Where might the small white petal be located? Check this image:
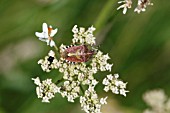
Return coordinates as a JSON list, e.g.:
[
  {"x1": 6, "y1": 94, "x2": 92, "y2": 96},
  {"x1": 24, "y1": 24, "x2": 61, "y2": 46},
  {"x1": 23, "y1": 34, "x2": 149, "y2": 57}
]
[
  {"x1": 120, "y1": 89, "x2": 129, "y2": 96},
  {"x1": 107, "y1": 74, "x2": 113, "y2": 80},
  {"x1": 72, "y1": 25, "x2": 78, "y2": 34},
  {"x1": 50, "y1": 40, "x2": 56, "y2": 47},
  {"x1": 36, "y1": 87, "x2": 43, "y2": 98},
  {"x1": 114, "y1": 74, "x2": 119, "y2": 79},
  {"x1": 79, "y1": 27, "x2": 85, "y2": 33},
  {"x1": 38, "y1": 59, "x2": 43, "y2": 64},
  {"x1": 92, "y1": 79, "x2": 98, "y2": 86},
  {"x1": 39, "y1": 37, "x2": 47, "y2": 42},
  {"x1": 32, "y1": 77, "x2": 41, "y2": 86},
  {"x1": 100, "y1": 97, "x2": 108, "y2": 105},
  {"x1": 111, "y1": 86, "x2": 119, "y2": 94},
  {"x1": 102, "y1": 78, "x2": 110, "y2": 85},
  {"x1": 48, "y1": 50, "x2": 55, "y2": 57},
  {"x1": 105, "y1": 64, "x2": 113, "y2": 71},
  {"x1": 46, "y1": 40, "x2": 50, "y2": 45},
  {"x1": 87, "y1": 26, "x2": 96, "y2": 33},
  {"x1": 104, "y1": 86, "x2": 110, "y2": 92},
  {"x1": 142, "y1": 8, "x2": 146, "y2": 12},
  {"x1": 42, "y1": 96, "x2": 50, "y2": 103},
  {"x1": 117, "y1": 5, "x2": 125, "y2": 10},
  {"x1": 123, "y1": 7, "x2": 127, "y2": 14},
  {"x1": 118, "y1": 1, "x2": 125, "y2": 4},
  {"x1": 50, "y1": 28, "x2": 58, "y2": 37},
  {"x1": 42, "y1": 23, "x2": 48, "y2": 33},
  {"x1": 35, "y1": 32, "x2": 44, "y2": 38}
]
